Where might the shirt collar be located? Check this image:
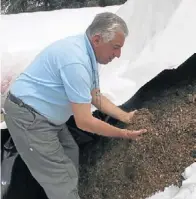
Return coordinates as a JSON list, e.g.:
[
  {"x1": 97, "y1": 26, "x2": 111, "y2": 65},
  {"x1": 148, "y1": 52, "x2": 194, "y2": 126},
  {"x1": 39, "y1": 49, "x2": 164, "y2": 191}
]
[{"x1": 84, "y1": 33, "x2": 98, "y2": 71}]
